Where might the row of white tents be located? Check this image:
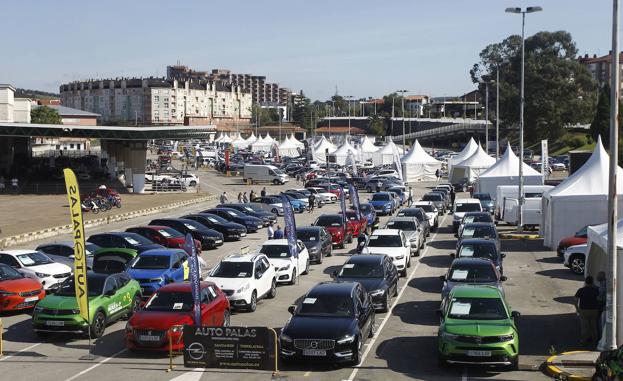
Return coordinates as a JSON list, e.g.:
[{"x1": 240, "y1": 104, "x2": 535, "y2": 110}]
[{"x1": 213, "y1": 132, "x2": 305, "y2": 156}]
